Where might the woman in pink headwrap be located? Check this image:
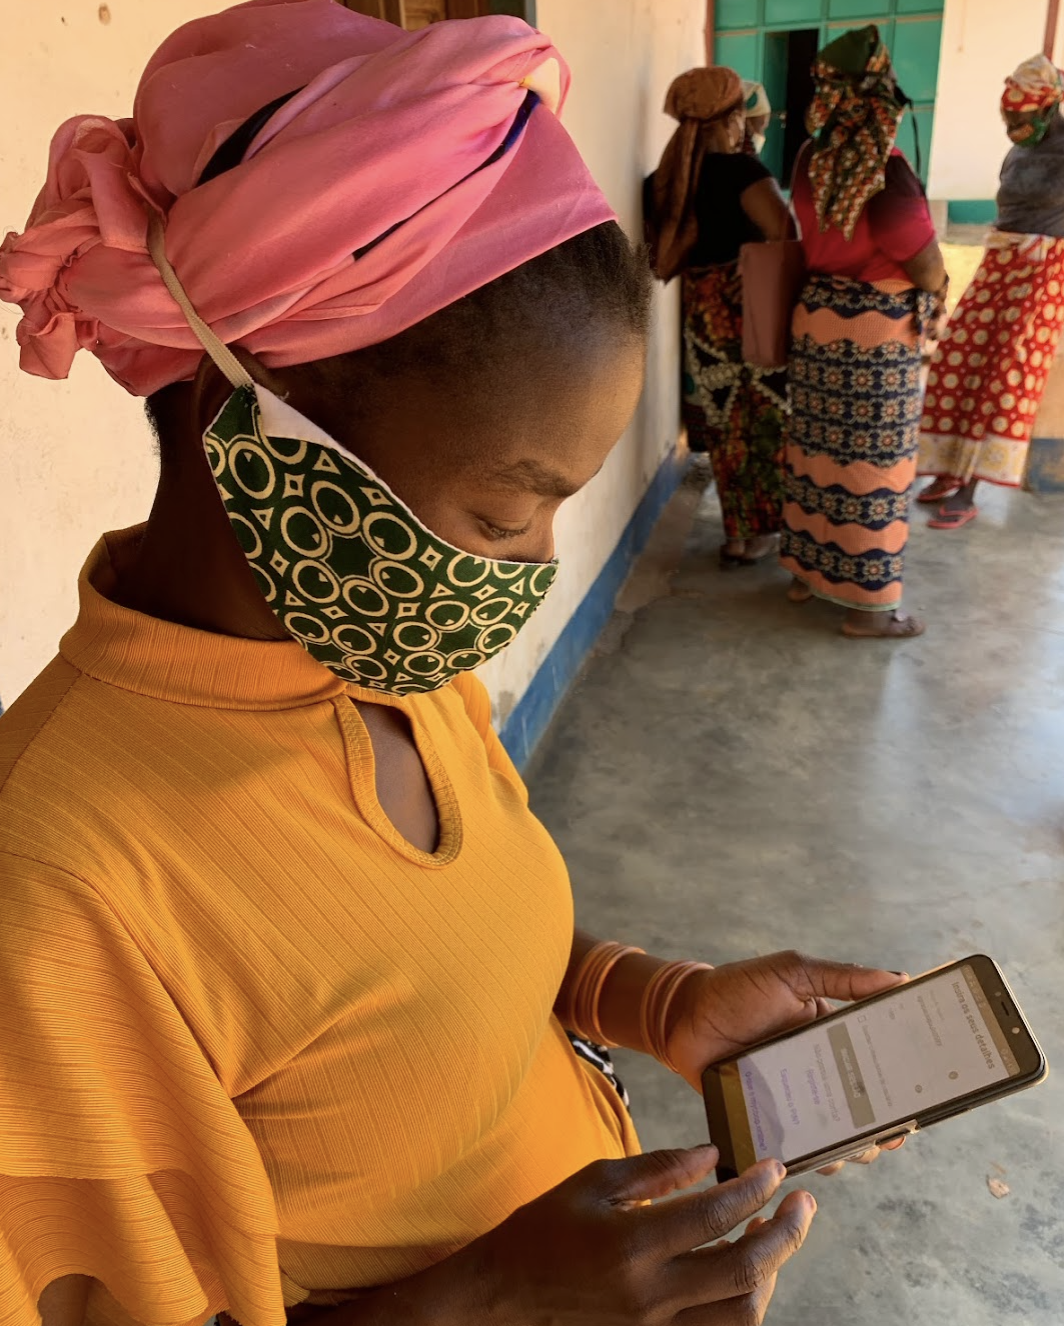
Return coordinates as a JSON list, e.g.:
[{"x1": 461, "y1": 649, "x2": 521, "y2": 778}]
[
  {"x1": 919, "y1": 55, "x2": 1064, "y2": 527},
  {"x1": 0, "y1": 6, "x2": 905, "y2": 1325}
]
